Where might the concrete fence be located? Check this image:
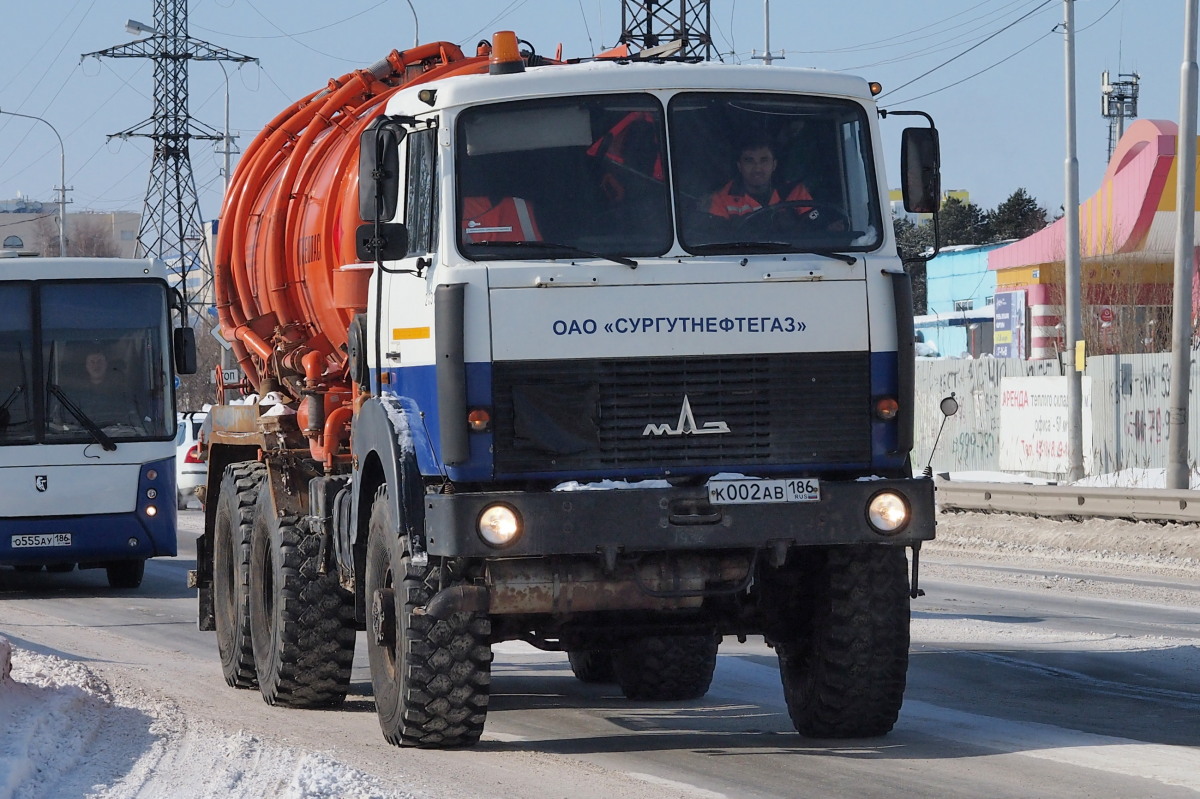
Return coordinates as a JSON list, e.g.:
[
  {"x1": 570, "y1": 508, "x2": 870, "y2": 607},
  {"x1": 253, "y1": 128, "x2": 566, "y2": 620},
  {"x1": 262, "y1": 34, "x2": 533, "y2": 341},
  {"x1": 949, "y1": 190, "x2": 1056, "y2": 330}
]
[{"x1": 913, "y1": 353, "x2": 1200, "y2": 482}]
